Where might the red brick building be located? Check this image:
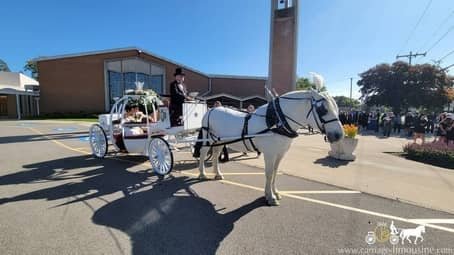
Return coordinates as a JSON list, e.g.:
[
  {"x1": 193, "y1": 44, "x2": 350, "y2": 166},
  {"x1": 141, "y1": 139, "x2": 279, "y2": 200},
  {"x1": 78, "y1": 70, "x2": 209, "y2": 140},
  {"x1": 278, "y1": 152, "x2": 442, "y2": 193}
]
[{"x1": 34, "y1": 47, "x2": 267, "y2": 114}]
